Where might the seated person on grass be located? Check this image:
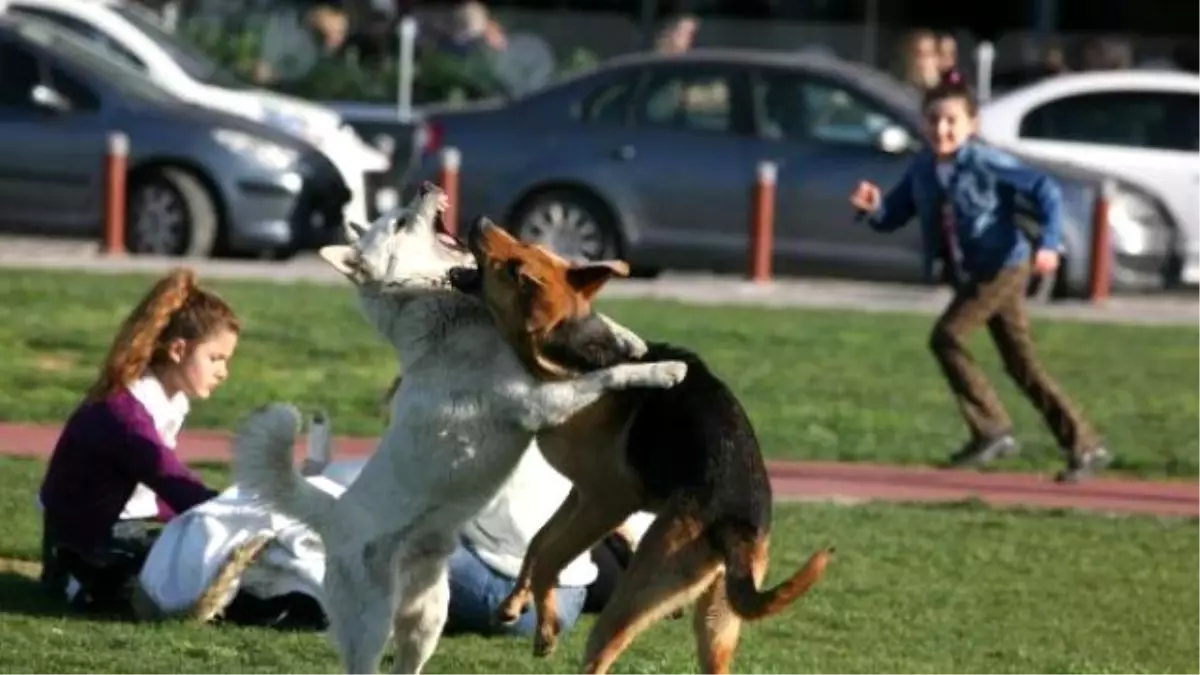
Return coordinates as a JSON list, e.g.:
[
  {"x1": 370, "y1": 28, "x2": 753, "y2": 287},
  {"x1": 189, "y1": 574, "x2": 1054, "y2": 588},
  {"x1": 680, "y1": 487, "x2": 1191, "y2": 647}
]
[{"x1": 37, "y1": 268, "x2": 236, "y2": 612}]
